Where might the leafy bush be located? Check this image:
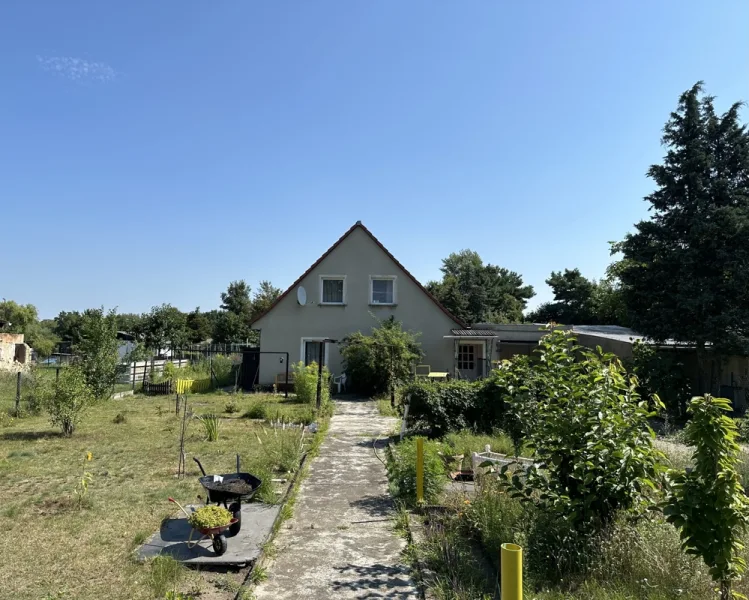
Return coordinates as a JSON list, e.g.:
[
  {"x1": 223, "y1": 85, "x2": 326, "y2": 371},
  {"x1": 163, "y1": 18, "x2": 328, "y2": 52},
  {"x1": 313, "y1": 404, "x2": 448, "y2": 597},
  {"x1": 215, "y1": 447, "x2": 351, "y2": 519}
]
[
  {"x1": 39, "y1": 365, "x2": 96, "y2": 436},
  {"x1": 387, "y1": 437, "x2": 447, "y2": 506},
  {"x1": 664, "y1": 395, "x2": 749, "y2": 600},
  {"x1": 188, "y1": 505, "x2": 232, "y2": 530},
  {"x1": 402, "y1": 380, "x2": 483, "y2": 437},
  {"x1": 292, "y1": 361, "x2": 331, "y2": 407},
  {"x1": 402, "y1": 363, "x2": 533, "y2": 443},
  {"x1": 224, "y1": 398, "x2": 239, "y2": 414},
  {"x1": 340, "y1": 316, "x2": 422, "y2": 396},
  {"x1": 503, "y1": 330, "x2": 664, "y2": 533},
  {"x1": 243, "y1": 402, "x2": 267, "y2": 420},
  {"x1": 629, "y1": 340, "x2": 692, "y2": 418}
]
